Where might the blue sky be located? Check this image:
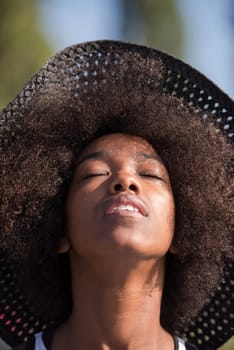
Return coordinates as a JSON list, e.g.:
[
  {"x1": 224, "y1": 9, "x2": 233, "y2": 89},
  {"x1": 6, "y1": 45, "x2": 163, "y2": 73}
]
[
  {"x1": 39, "y1": 0, "x2": 234, "y2": 97},
  {"x1": 177, "y1": 0, "x2": 233, "y2": 98},
  {"x1": 39, "y1": 0, "x2": 123, "y2": 47}
]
